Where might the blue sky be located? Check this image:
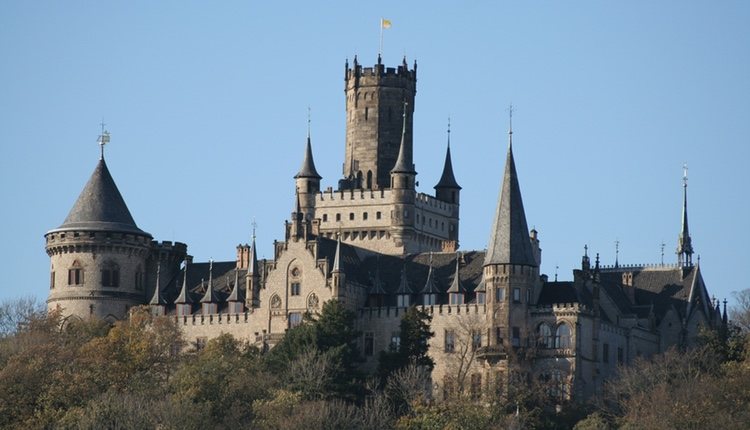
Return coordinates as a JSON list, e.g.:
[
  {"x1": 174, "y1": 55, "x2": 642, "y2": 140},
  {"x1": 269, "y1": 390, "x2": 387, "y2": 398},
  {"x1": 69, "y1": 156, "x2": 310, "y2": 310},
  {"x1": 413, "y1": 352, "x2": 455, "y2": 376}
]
[{"x1": 1, "y1": 1, "x2": 748, "y2": 307}]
